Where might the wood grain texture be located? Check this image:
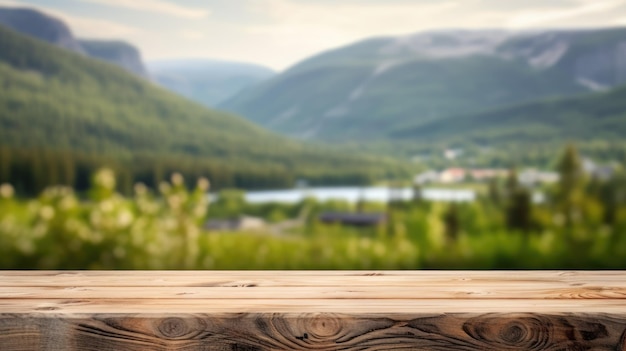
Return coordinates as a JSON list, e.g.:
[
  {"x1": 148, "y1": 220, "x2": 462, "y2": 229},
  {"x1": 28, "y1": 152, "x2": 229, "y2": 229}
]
[
  {"x1": 1, "y1": 271, "x2": 625, "y2": 350},
  {"x1": 3, "y1": 285, "x2": 626, "y2": 299},
  {"x1": 1, "y1": 313, "x2": 626, "y2": 350}
]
